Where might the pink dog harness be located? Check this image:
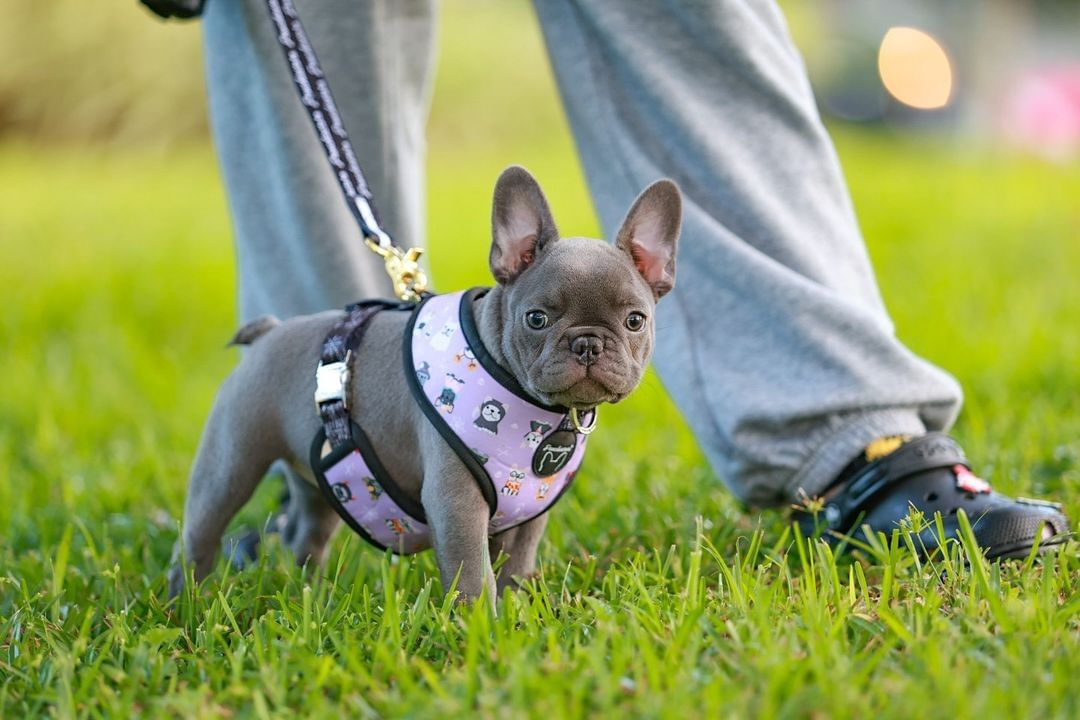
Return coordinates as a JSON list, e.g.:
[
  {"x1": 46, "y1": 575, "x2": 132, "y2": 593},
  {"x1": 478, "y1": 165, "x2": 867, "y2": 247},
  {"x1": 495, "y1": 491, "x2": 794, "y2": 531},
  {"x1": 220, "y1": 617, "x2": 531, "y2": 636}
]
[{"x1": 310, "y1": 289, "x2": 591, "y2": 554}]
